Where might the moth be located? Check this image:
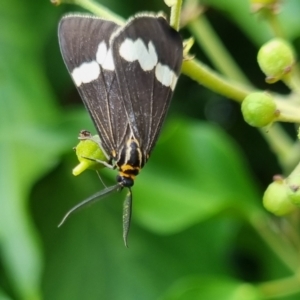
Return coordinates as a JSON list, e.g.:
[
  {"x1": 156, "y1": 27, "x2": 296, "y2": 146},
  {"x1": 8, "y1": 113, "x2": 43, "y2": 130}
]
[{"x1": 58, "y1": 13, "x2": 183, "y2": 246}]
